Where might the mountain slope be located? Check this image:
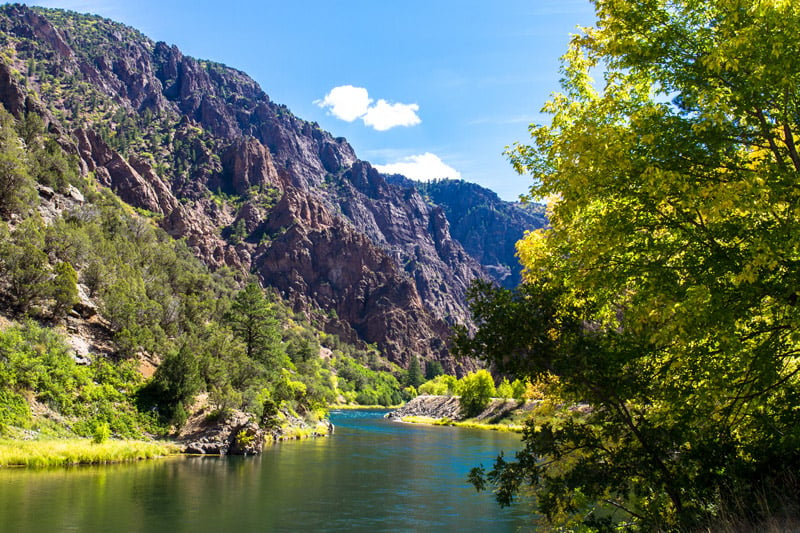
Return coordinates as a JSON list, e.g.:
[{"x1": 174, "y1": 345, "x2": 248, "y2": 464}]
[
  {"x1": 0, "y1": 4, "x2": 501, "y2": 368},
  {"x1": 386, "y1": 176, "x2": 547, "y2": 289}
]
